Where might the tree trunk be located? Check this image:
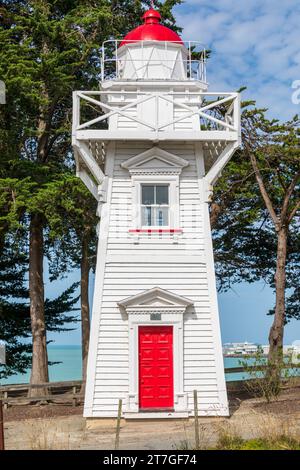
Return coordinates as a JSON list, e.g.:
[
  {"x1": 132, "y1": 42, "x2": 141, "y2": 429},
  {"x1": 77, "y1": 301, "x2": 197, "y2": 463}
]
[
  {"x1": 268, "y1": 227, "x2": 288, "y2": 369},
  {"x1": 210, "y1": 202, "x2": 222, "y2": 229},
  {"x1": 29, "y1": 213, "x2": 49, "y2": 397},
  {"x1": 81, "y1": 231, "x2": 91, "y2": 391}
]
